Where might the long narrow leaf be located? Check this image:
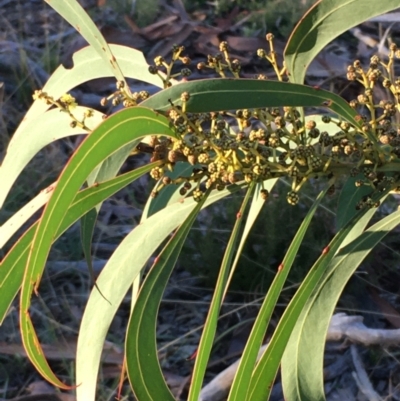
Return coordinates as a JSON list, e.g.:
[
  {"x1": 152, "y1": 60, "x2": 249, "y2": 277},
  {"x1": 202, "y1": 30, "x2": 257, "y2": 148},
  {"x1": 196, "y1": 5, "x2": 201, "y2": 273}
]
[
  {"x1": 0, "y1": 107, "x2": 103, "y2": 212},
  {"x1": 76, "y1": 185, "x2": 244, "y2": 401},
  {"x1": 43, "y1": 0, "x2": 127, "y2": 87},
  {"x1": 280, "y1": 195, "x2": 386, "y2": 401},
  {"x1": 228, "y1": 180, "x2": 333, "y2": 401},
  {"x1": 188, "y1": 185, "x2": 255, "y2": 401},
  {"x1": 282, "y1": 206, "x2": 400, "y2": 401},
  {"x1": 284, "y1": 0, "x2": 400, "y2": 84},
  {"x1": 125, "y1": 191, "x2": 208, "y2": 401},
  {"x1": 248, "y1": 191, "x2": 387, "y2": 400},
  {"x1": 141, "y1": 79, "x2": 359, "y2": 126},
  {"x1": 19, "y1": 107, "x2": 176, "y2": 387},
  {"x1": 0, "y1": 163, "x2": 157, "y2": 325},
  {"x1": 224, "y1": 179, "x2": 278, "y2": 298}
]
